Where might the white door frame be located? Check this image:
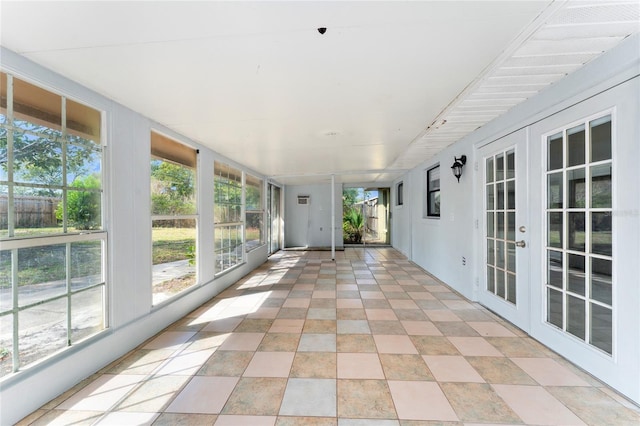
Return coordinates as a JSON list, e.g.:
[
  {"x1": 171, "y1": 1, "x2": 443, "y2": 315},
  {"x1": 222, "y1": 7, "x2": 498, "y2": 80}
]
[{"x1": 474, "y1": 128, "x2": 531, "y2": 332}]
